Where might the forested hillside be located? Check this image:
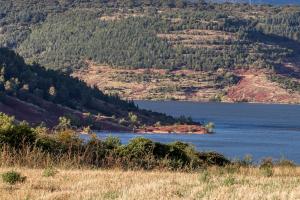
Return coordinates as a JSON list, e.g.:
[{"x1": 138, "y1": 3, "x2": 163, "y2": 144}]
[
  {"x1": 0, "y1": 48, "x2": 180, "y2": 129},
  {"x1": 1, "y1": 0, "x2": 300, "y2": 103}
]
